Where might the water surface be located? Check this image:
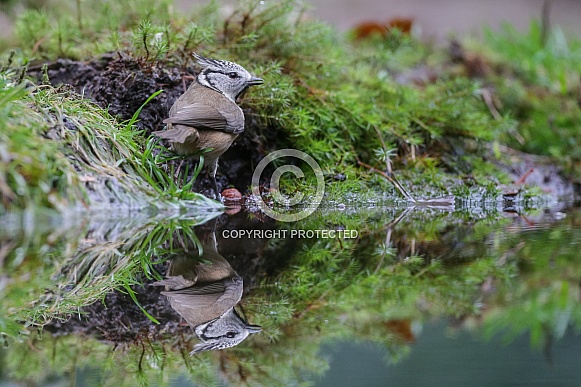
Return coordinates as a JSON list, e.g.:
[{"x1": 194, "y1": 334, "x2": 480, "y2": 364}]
[{"x1": 1, "y1": 201, "x2": 580, "y2": 386}]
